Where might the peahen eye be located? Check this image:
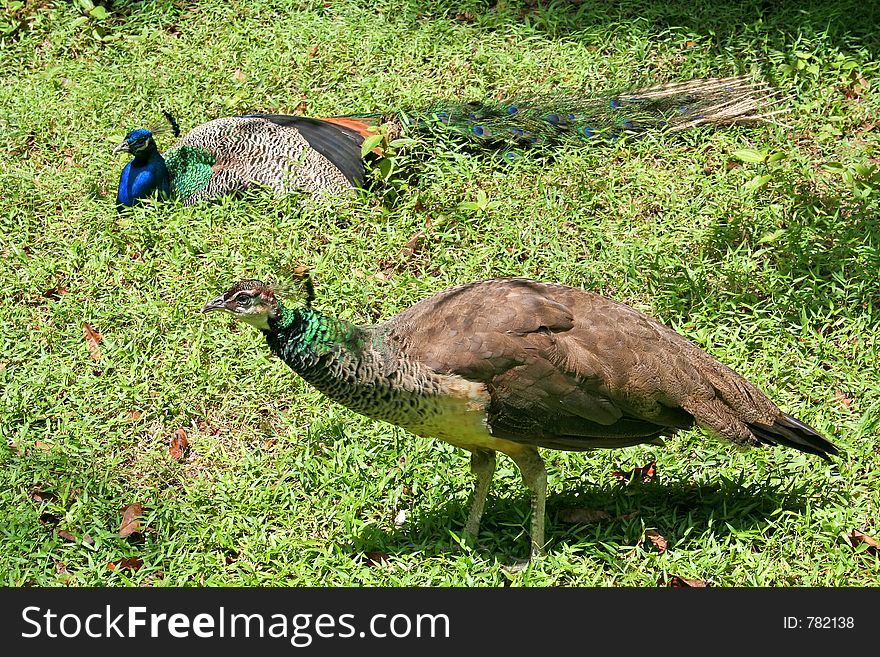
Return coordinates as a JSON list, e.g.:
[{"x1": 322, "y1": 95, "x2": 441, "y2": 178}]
[{"x1": 236, "y1": 294, "x2": 252, "y2": 306}]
